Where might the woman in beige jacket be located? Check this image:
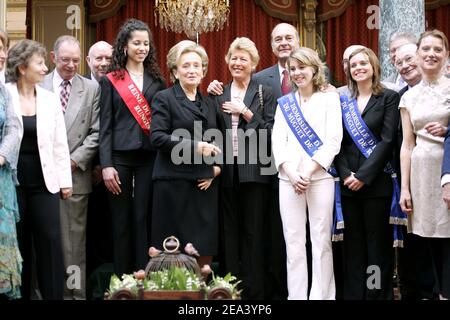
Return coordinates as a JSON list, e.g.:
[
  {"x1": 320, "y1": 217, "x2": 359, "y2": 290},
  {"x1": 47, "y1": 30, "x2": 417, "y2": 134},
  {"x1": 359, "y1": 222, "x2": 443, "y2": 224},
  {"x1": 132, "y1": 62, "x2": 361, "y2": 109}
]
[{"x1": 6, "y1": 39, "x2": 72, "y2": 300}]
